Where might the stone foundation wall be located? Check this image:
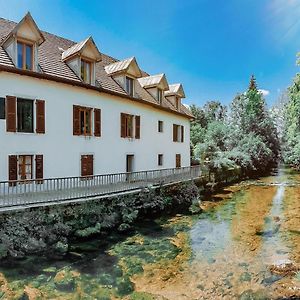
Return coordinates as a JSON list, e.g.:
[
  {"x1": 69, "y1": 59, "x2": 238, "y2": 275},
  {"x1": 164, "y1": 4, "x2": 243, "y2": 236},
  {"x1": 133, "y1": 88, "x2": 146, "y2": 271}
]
[{"x1": 0, "y1": 182, "x2": 199, "y2": 259}]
